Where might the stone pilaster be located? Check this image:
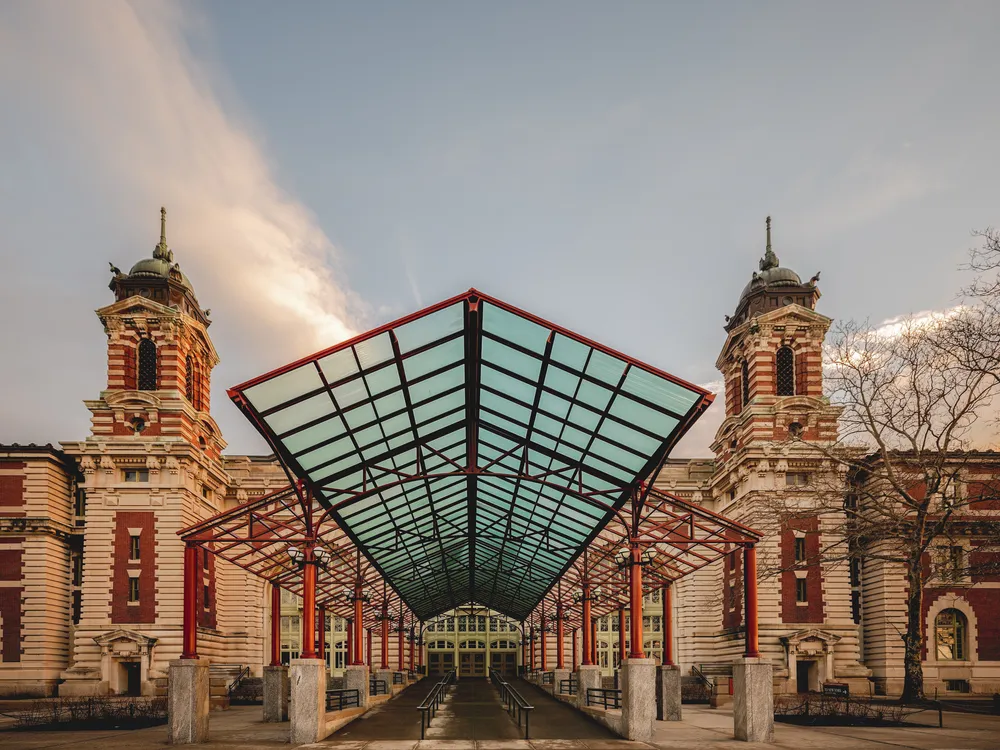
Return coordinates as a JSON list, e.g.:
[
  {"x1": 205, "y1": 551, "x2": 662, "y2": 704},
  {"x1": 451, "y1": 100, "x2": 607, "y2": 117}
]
[
  {"x1": 289, "y1": 658, "x2": 326, "y2": 745},
  {"x1": 262, "y1": 665, "x2": 288, "y2": 722},
  {"x1": 657, "y1": 664, "x2": 682, "y2": 721},
  {"x1": 167, "y1": 659, "x2": 209, "y2": 744},
  {"x1": 344, "y1": 664, "x2": 369, "y2": 709},
  {"x1": 620, "y1": 658, "x2": 656, "y2": 742},
  {"x1": 576, "y1": 664, "x2": 602, "y2": 707},
  {"x1": 733, "y1": 657, "x2": 773, "y2": 743}
]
